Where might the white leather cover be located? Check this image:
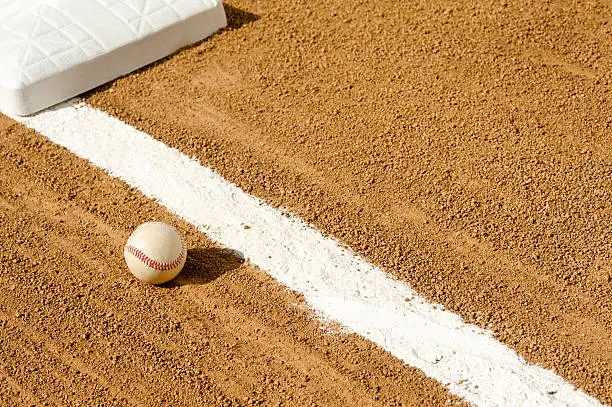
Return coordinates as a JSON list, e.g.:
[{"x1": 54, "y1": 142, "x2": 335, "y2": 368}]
[{"x1": 0, "y1": 0, "x2": 226, "y2": 115}]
